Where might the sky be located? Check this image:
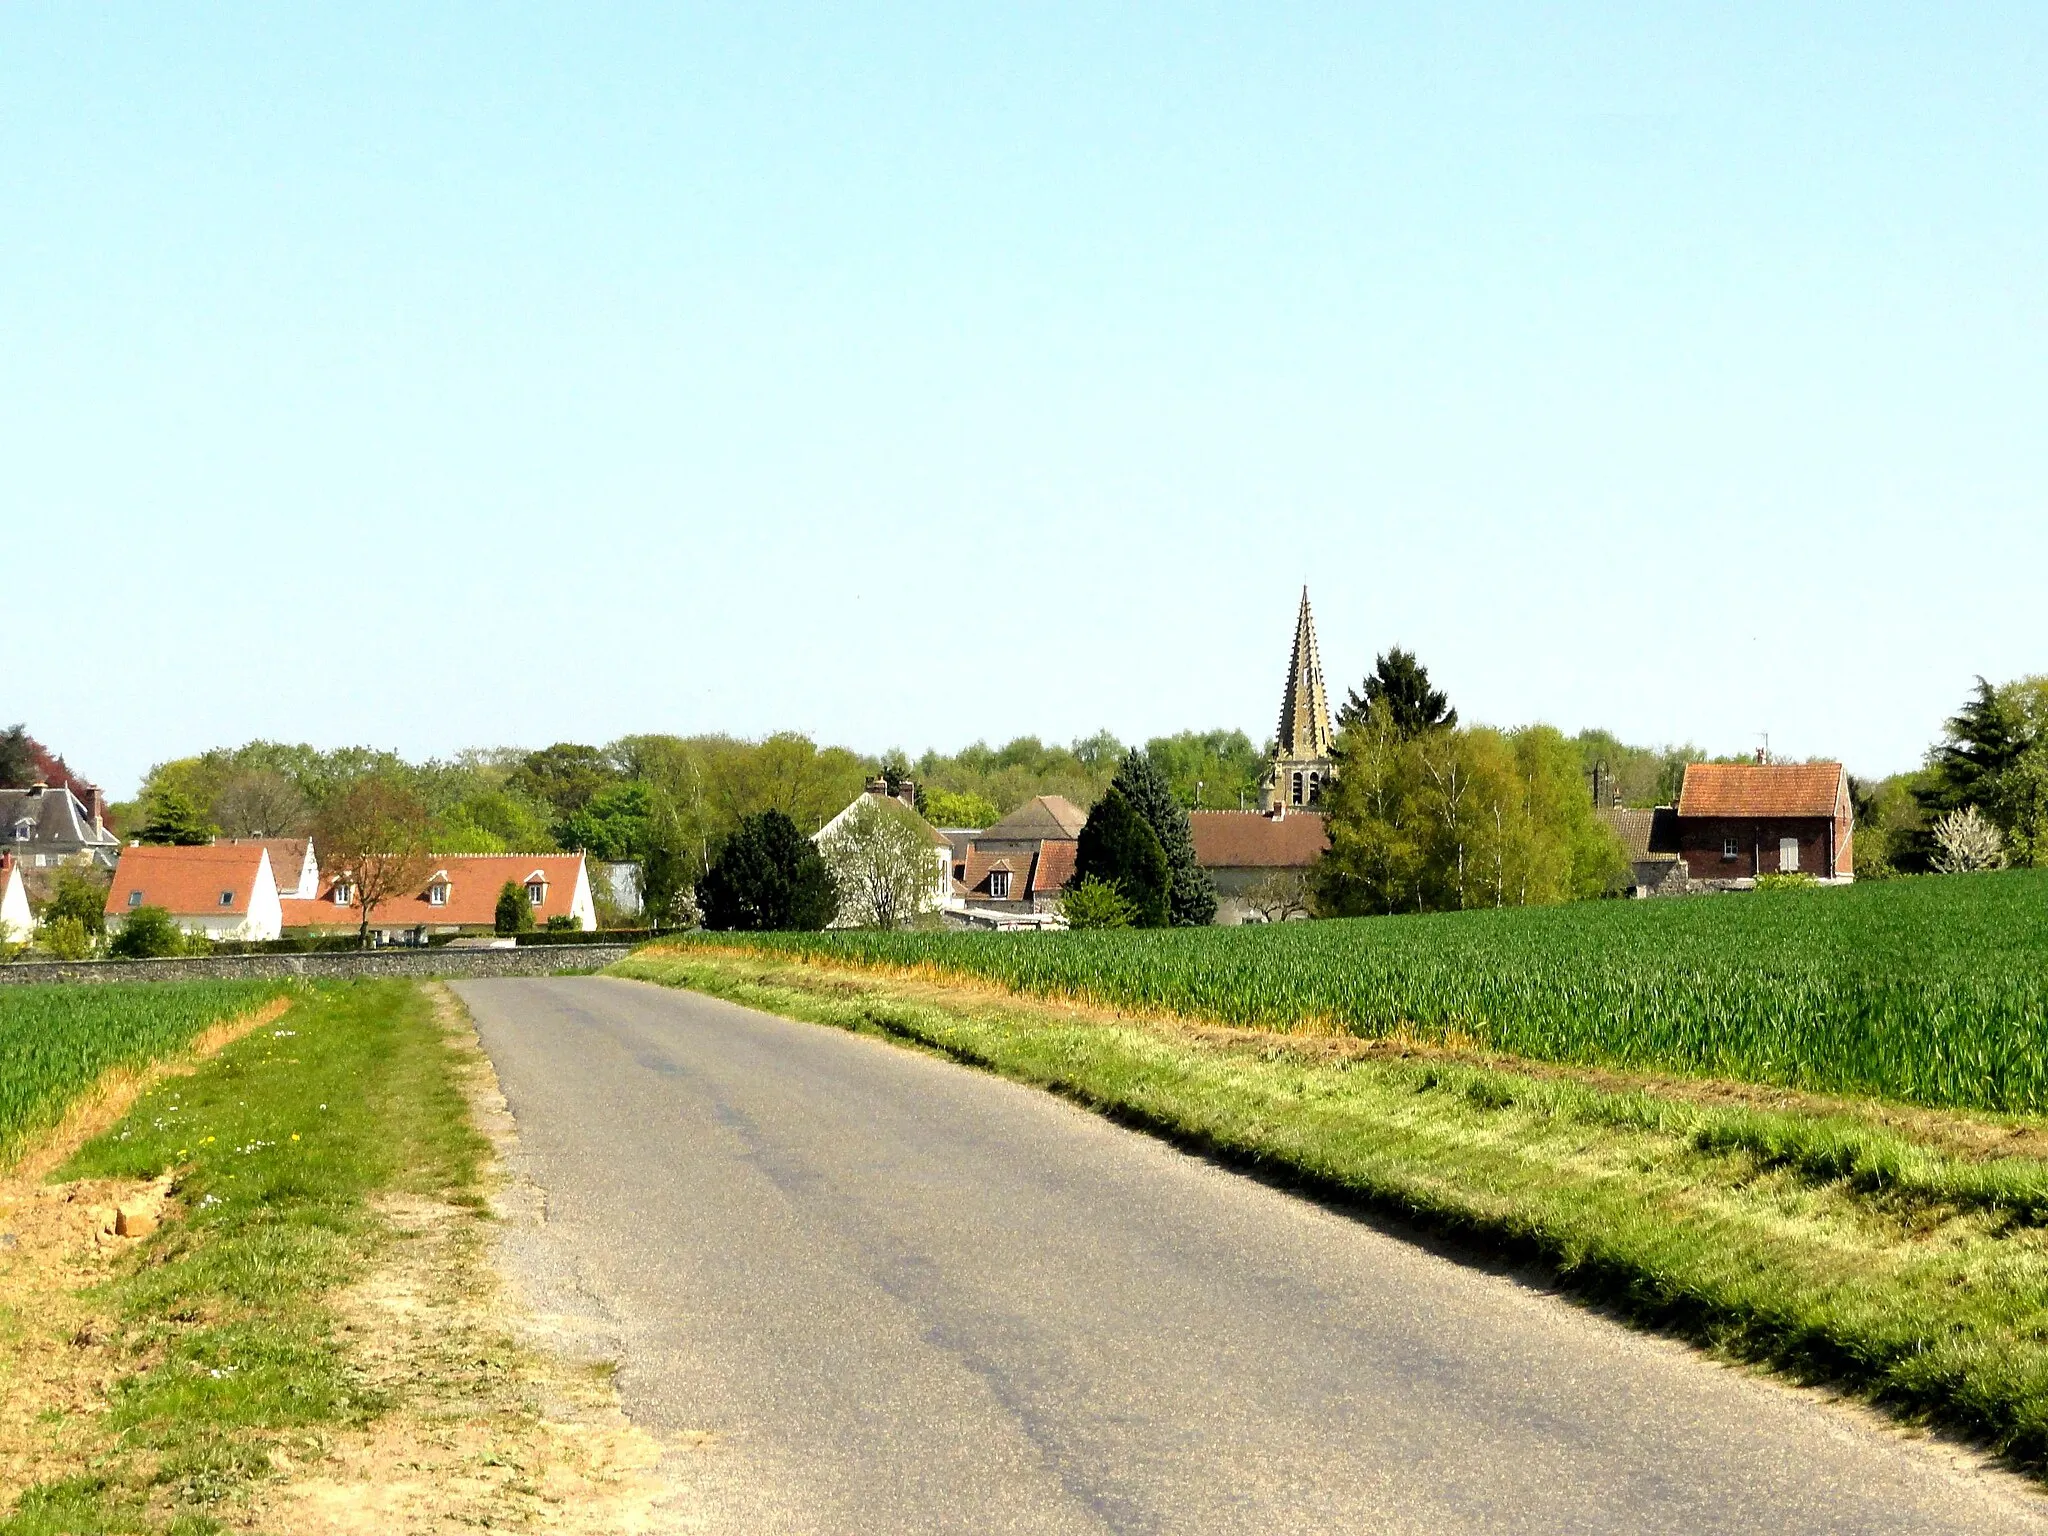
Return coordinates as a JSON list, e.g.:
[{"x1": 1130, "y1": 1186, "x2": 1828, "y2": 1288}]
[{"x1": 3, "y1": 5, "x2": 2043, "y2": 796}]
